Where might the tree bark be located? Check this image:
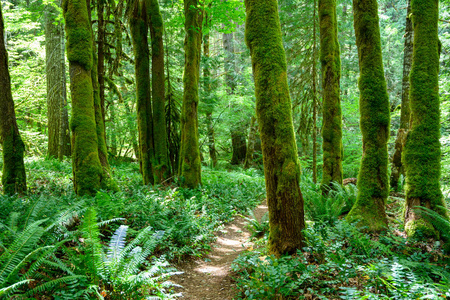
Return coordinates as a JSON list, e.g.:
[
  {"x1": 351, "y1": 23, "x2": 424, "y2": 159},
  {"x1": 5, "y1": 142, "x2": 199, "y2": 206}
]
[
  {"x1": 245, "y1": 0, "x2": 305, "y2": 256},
  {"x1": 0, "y1": 5, "x2": 27, "y2": 195},
  {"x1": 179, "y1": 0, "x2": 202, "y2": 188},
  {"x1": 148, "y1": 0, "x2": 169, "y2": 183},
  {"x1": 403, "y1": 0, "x2": 448, "y2": 237},
  {"x1": 312, "y1": 0, "x2": 317, "y2": 184},
  {"x1": 346, "y1": 0, "x2": 389, "y2": 231},
  {"x1": 130, "y1": 0, "x2": 154, "y2": 185},
  {"x1": 45, "y1": 0, "x2": 71, "y2": 159},
  {"x1": 63, "y1": 0, "x2": 103, "y2": 195},
  {"x1": 390, "y1": 0, "x2": 413, "y2": 189},
  {"x1": 243, "y1": 116, "x2": 257, "y2": 169},
  {"x1": 319, "y1": 0, "x2": 343, "y2": 189}
]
